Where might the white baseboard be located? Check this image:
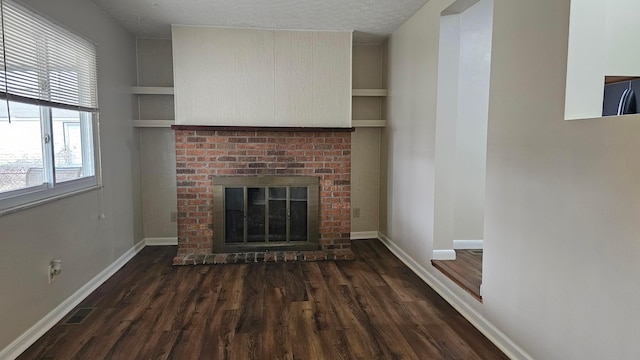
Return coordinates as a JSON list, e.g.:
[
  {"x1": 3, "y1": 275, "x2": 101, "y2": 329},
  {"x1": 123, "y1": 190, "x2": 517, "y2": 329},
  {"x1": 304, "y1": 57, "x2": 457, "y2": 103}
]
[
  {"x1": 0, "y1": 239, "x2": 146, "y2": 360},
  {"x1": 377, "y1": 232, "x2": 533, "y2": 360},
  {"x1": 350, "y1": 231, "x2": 379, "y2": 240},
  {"x1": 453, "y1": 239, "x2": 484, "y2": 249},
  {"x1": 144, "y1": 237, "x2": 178, "y2": 246},
  {"x1": 432, "y1": 249, "x2": 456, "y2": 260}
]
